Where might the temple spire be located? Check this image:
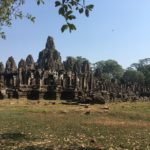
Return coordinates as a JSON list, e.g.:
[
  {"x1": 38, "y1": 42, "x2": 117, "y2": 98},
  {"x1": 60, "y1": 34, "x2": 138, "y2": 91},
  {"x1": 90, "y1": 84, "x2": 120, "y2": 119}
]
[{"x1": 45, "y1": 36, "x2": 55, "y2": 49}]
